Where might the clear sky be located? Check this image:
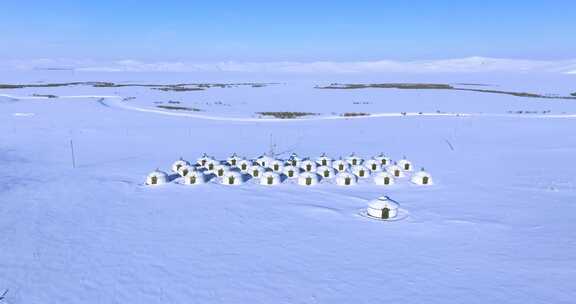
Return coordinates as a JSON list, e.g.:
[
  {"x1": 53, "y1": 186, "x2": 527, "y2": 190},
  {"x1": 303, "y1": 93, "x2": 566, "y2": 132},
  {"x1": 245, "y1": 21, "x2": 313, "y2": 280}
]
[{"x1": 1, "y1": 0, "x2": 575, "y2": 62}]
